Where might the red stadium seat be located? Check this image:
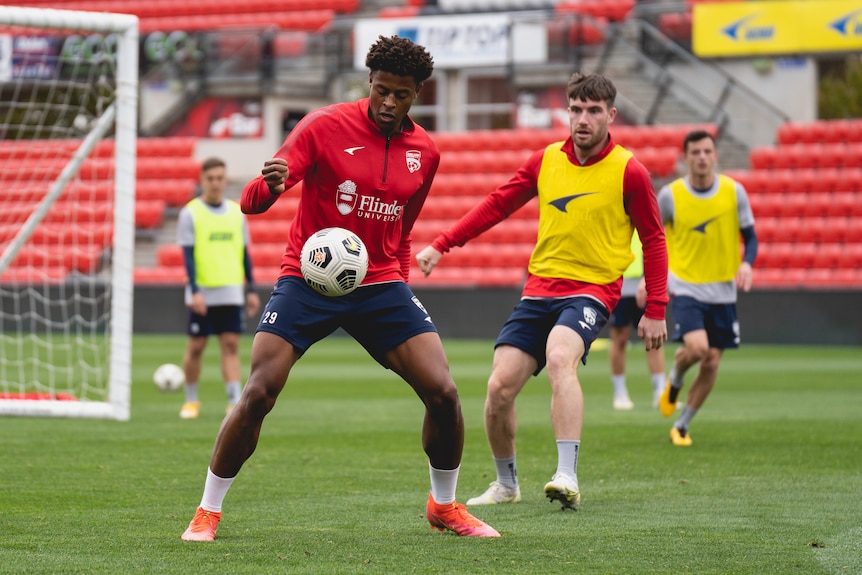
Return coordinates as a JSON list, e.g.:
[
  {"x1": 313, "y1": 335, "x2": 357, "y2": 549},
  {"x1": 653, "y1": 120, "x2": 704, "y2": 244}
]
[
  {"x1": 0, "y1": 266, "x2": 69, "y2": 284},
  {"x1": 749, "y1": 147, "x2": 777, "y2": 170},
  {"x1": 133, "y1": 266, "x2": 186, "y2": 285},
  {"x1": 248, "y1": 244, "x2": 286, "y2": 268},
  {"x1": 135, "y1": 200, "x2": 167, "y2": 229},
  {"x1": 156, "y1": 244, "x2": 183, "y2": 268}
]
